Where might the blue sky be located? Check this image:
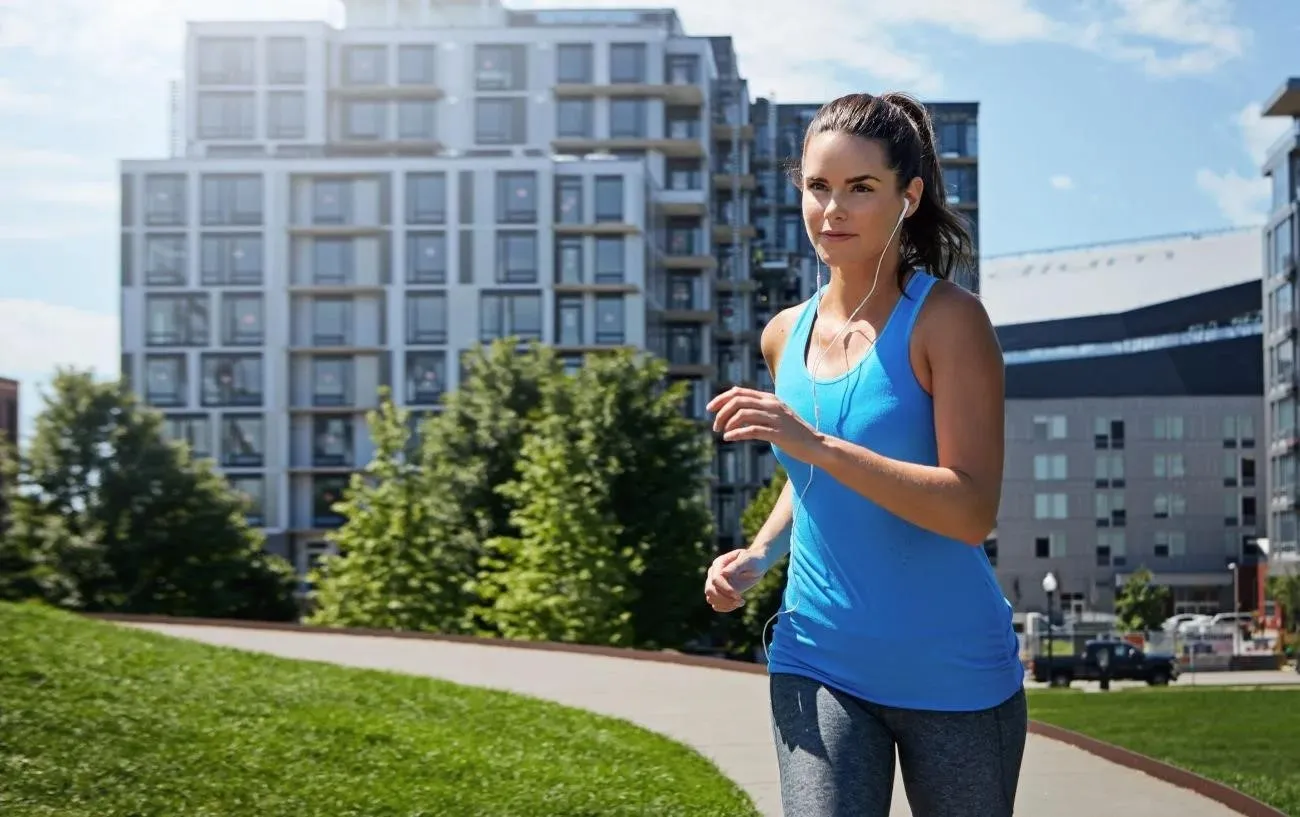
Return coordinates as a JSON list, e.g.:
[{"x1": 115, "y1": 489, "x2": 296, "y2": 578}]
[{"x1": 0, "y1": 0, "x2": 1296, "y2": 437}]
